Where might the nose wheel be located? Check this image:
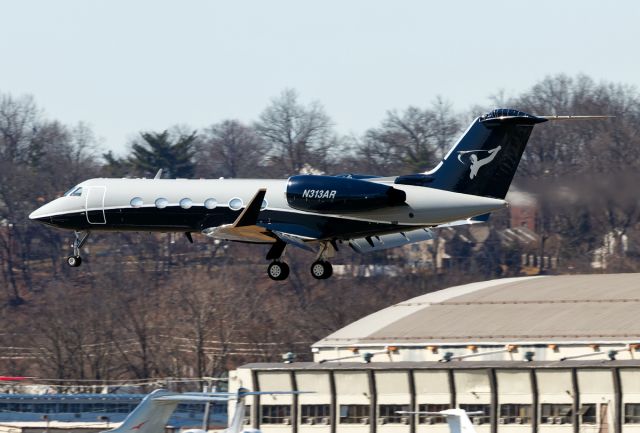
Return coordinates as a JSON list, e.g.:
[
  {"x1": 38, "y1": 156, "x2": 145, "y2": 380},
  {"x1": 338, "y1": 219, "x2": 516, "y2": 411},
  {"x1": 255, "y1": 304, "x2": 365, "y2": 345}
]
[
  {"x1": 310, "y1": 260, "x2": 333, "y2": 280},
  {"x1": 67, "y1": 231, "x2": 90, "y2": 268},
  {"x1": 67, "y1": 255, "x2": 82, "y2": 267},
  {"x1": 268, "y1": 261, "x2": 290, "y2": 281}
]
